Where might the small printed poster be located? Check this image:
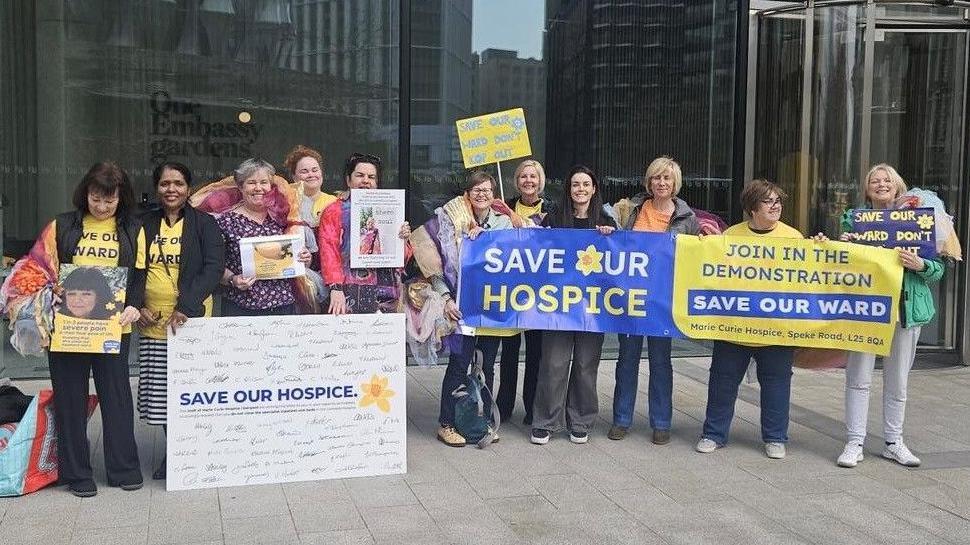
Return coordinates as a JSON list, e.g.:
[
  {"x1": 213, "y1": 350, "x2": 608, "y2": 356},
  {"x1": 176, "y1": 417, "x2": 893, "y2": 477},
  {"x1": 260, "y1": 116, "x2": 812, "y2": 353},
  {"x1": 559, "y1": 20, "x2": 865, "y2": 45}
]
[
  {"x1": 49, "y1": 264, "x2": 127, "y2": 354},
  {"x1": 350, "y1": 189, "x2": 405, "y2": 268},
  {"x1": 239, "y1": 234, "x2": 306, "y2": 280}
]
